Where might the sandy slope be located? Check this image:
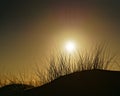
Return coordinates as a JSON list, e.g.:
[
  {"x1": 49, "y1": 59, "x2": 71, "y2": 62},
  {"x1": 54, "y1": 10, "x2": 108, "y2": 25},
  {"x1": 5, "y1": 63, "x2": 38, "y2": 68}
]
[{"x1": 22, "y1": 69, "x2": 120, "y2": 96}]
